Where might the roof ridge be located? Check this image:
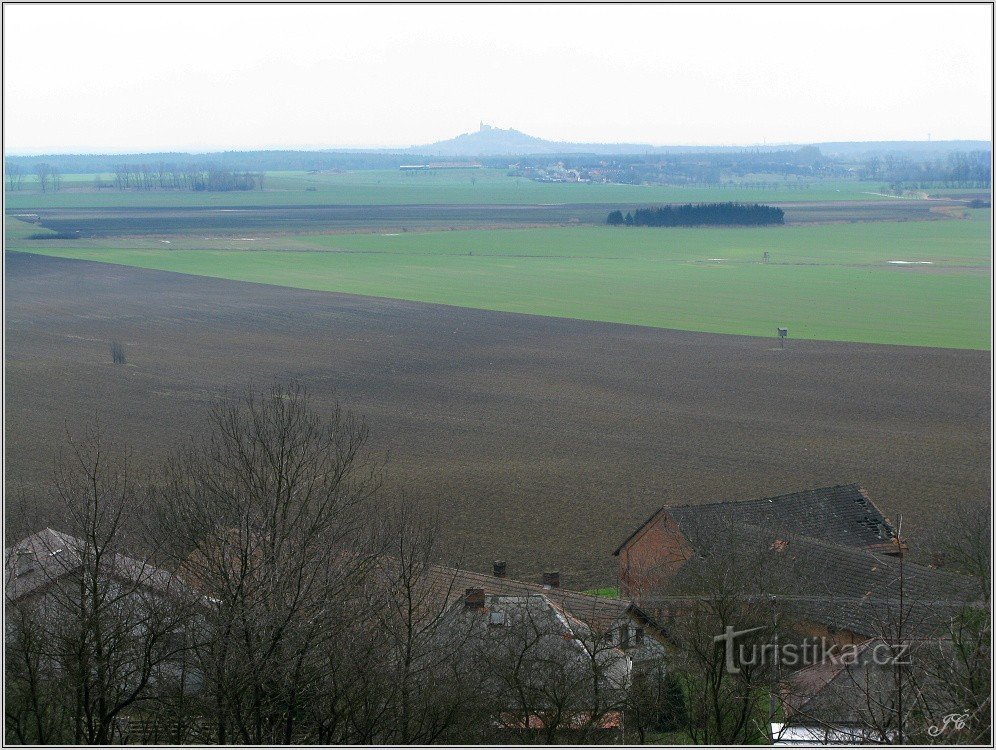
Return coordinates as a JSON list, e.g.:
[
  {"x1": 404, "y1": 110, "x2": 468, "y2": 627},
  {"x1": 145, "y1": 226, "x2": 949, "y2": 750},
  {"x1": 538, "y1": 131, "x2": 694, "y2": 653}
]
[
  {"x1": 429, "y1": 561, "x2": 624, "y2": 607},
  {"x1": 613, "y1": 483, "x2": 864, "y2": 555},
  {"x1": 662, "y1": 483, "x2": 862, "y2": 512}
]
